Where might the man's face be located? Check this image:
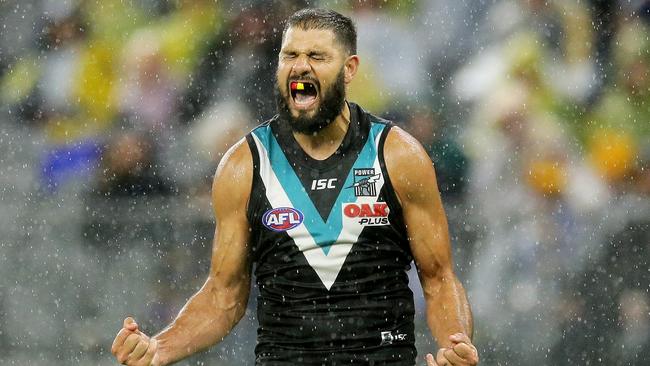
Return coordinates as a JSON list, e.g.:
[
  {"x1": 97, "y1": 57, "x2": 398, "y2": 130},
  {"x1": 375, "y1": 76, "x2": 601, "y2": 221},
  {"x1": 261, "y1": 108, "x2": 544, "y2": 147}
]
[{"x1": 276, "y1": 27, "x2": 348, "y2": 134}]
